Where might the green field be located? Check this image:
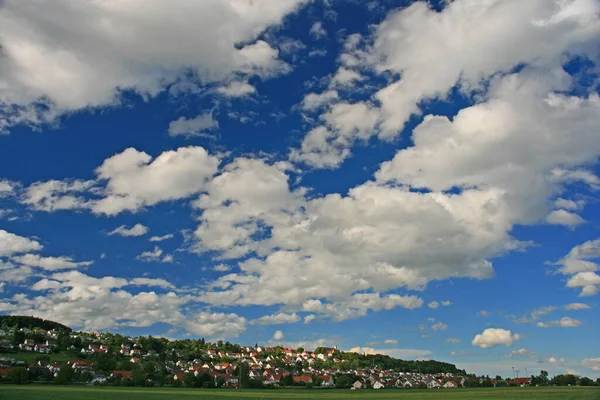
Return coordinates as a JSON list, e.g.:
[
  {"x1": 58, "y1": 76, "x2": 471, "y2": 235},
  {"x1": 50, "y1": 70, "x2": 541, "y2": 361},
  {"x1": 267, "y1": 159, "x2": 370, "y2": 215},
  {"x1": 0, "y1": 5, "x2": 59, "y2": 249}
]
[{"x1": 1, "y1": 386, "x2": 599, "y2": 400}]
